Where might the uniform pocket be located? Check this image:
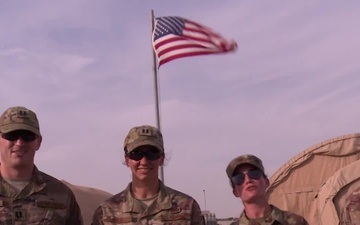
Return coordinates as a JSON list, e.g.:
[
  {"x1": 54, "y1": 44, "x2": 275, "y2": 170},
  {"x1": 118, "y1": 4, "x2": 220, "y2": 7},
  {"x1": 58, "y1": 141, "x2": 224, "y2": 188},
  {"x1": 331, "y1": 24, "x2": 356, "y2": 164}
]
[
  {"x1": 26, "y1": 201, "x2": 66, "y2": 225},
  {"x1": 157, "y1": 209, "x2": 191, "y2": 225},
  {"x1": 102, "y1": 215, "x2": 135, "y2": 225},
  {"x1": 0, "y1": 197, "x2": 12, "y2": 224}
]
